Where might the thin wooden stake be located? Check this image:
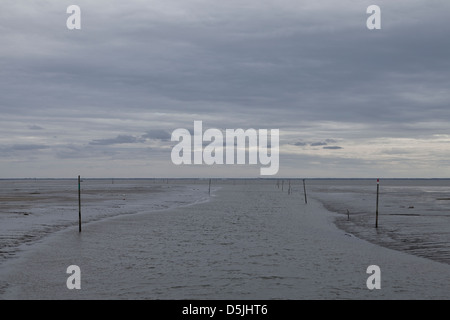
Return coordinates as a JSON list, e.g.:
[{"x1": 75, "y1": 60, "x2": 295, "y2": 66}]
[
  {"x1": 208, "y1": 178, "x2": 211, "y2": 196},
  {"x1": 303, "y1": 179, "x2": 308, "y2": 204},
  {"x1": 376, "y1": 178, "x2": 380, "y2": 228},
  {"x1": 78, "y1": 175, "x2": 81, "y2": 233}
]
